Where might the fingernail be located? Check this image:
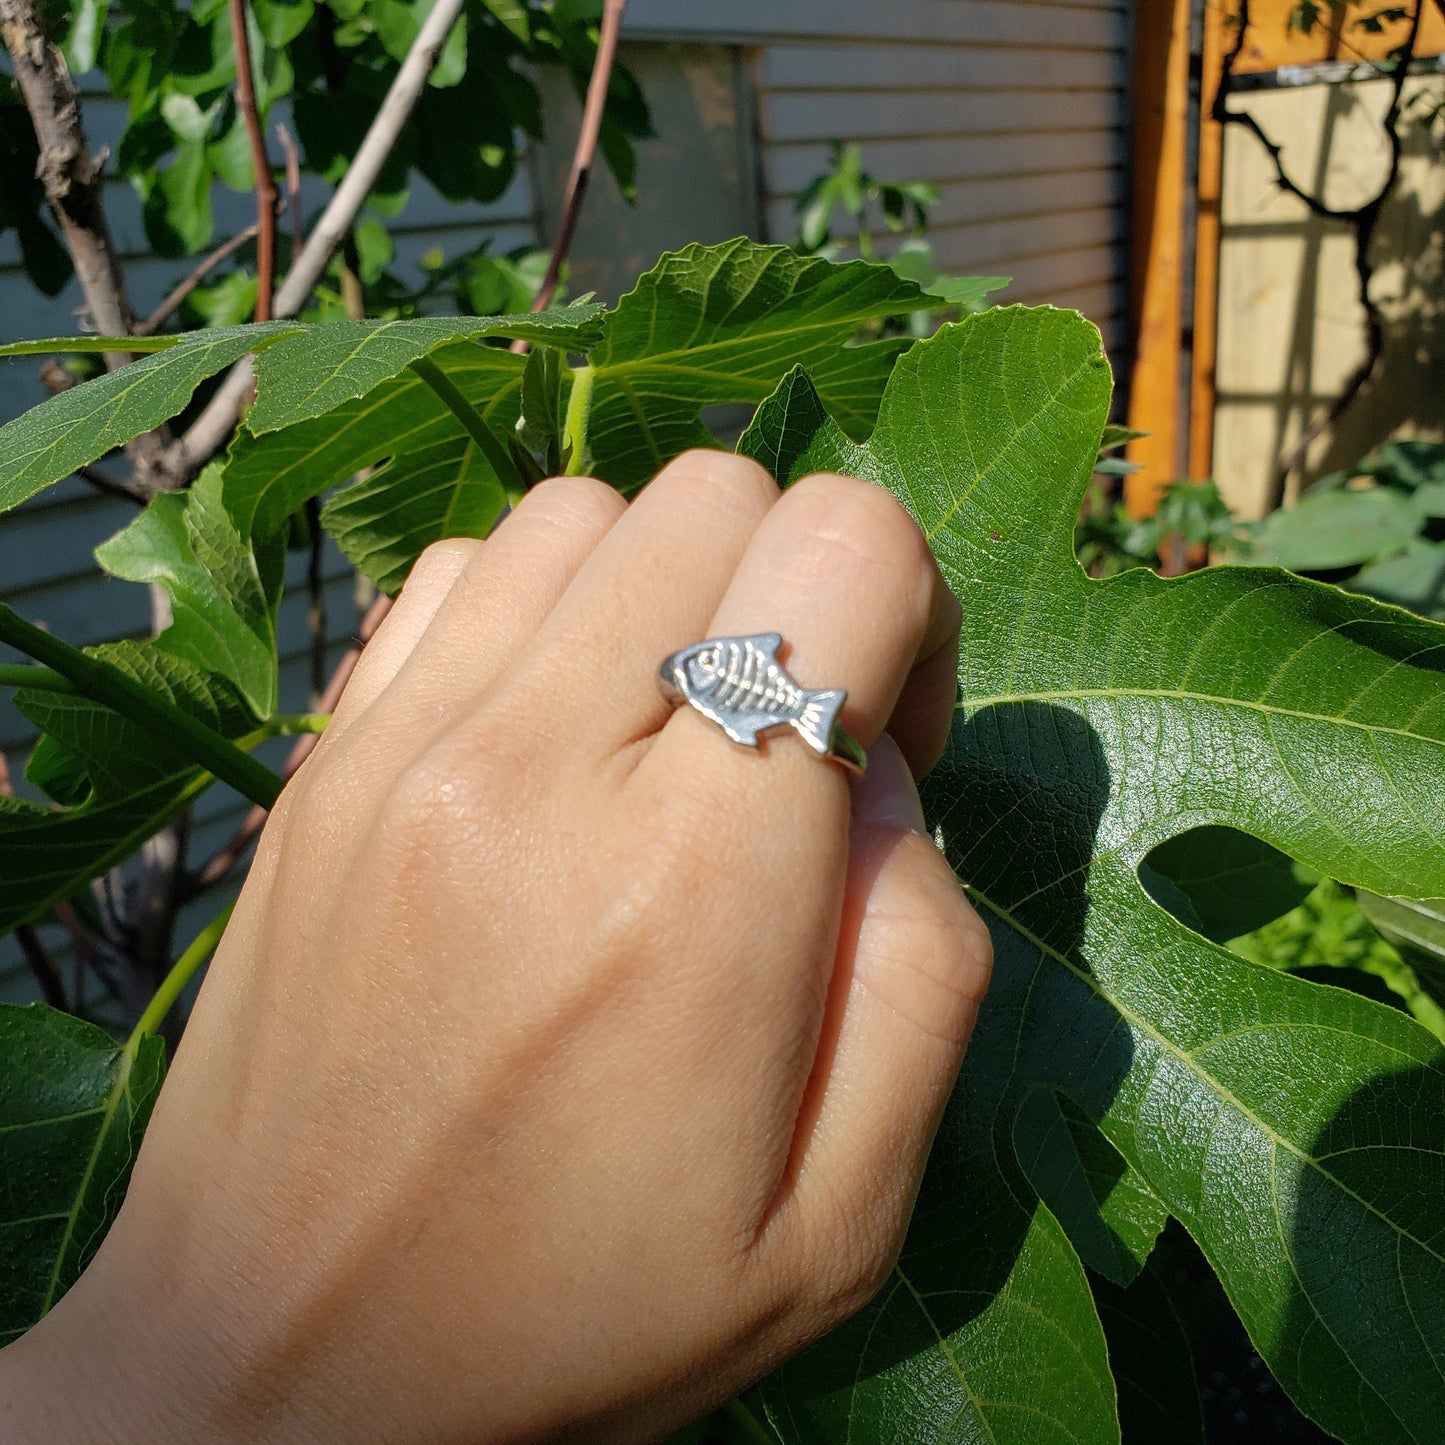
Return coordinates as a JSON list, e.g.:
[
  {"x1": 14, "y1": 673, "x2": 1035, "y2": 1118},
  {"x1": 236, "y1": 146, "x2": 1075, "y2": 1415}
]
[{"x1": 852, "y1": 732, "x2": 926, "y2": 833}]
